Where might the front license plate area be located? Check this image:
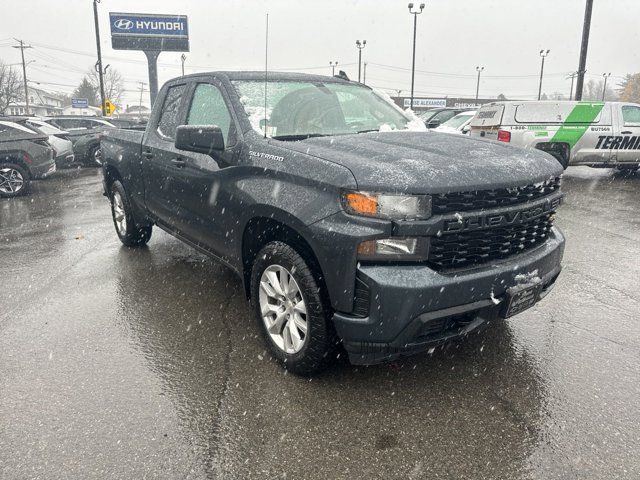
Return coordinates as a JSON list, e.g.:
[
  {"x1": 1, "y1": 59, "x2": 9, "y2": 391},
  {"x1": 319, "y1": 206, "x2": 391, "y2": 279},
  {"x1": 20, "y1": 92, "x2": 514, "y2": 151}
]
[{"x1": 502, "y1": 282, "x2": 543, "y2": 318}]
